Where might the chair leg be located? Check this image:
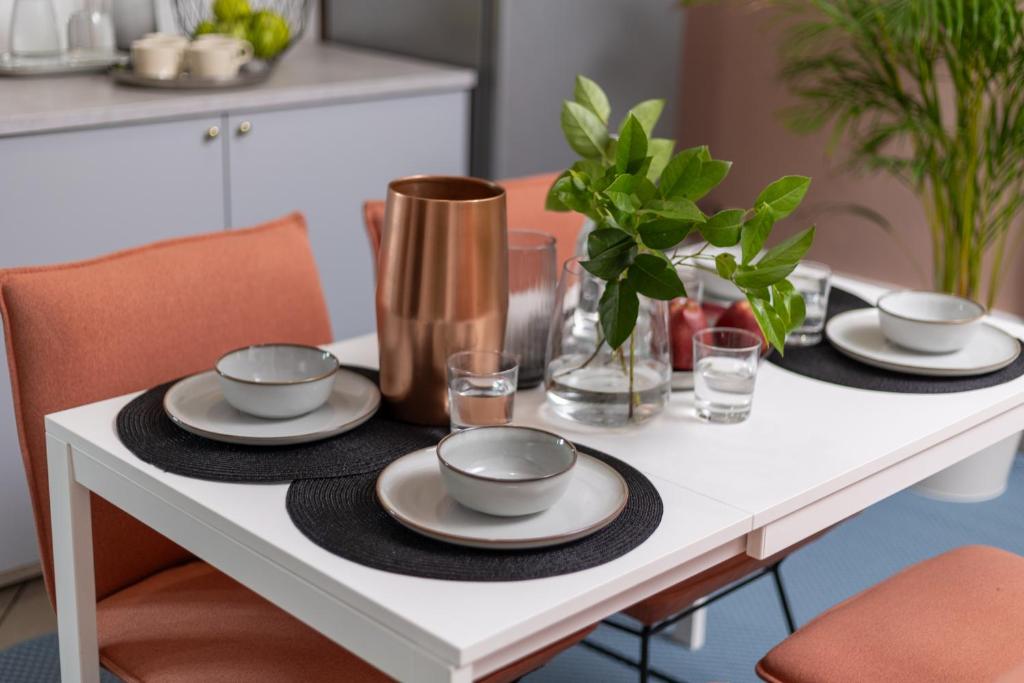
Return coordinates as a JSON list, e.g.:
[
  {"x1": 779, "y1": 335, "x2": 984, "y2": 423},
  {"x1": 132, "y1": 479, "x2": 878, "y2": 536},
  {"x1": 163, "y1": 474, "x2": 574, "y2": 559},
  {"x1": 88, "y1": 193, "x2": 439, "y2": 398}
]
[
  {"x1": 769, "y1": 562, "x2": 797, "y2": 634},
  {"x1": 639, "y1": 625, "x2": 651, "y2": 683}
]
